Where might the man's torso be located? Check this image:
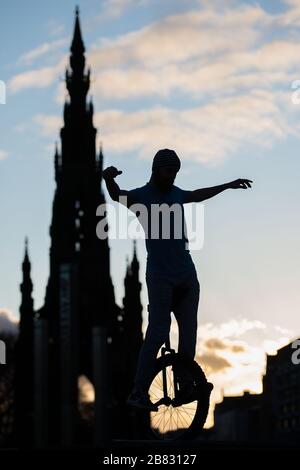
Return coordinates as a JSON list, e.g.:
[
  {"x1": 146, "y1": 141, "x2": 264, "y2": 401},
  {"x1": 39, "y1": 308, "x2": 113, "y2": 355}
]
[{"x1": 126, "y1": 182, "x2": 195, "y2": 277}]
